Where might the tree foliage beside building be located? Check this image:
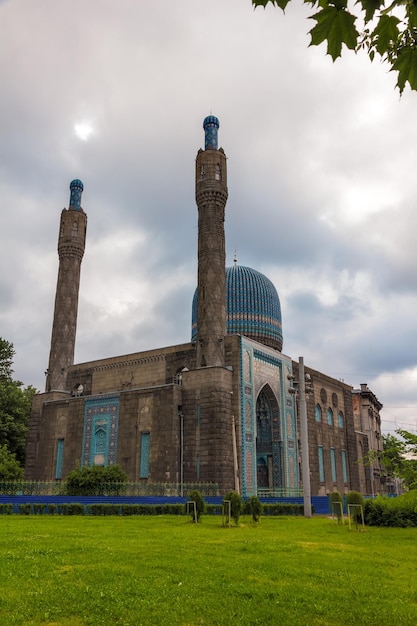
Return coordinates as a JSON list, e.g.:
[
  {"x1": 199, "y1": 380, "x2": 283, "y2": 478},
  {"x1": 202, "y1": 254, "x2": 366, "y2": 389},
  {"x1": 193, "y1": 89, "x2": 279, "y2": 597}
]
[
  {"x1": 253, "y1": 0, "x2": 417, "y2": 94},
  {"x1": 365, "y1": 430, "x2": 417, "y2": 491},
  {"x1": 0, "y1": 338, "x2": 36, "y2": 472}
]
